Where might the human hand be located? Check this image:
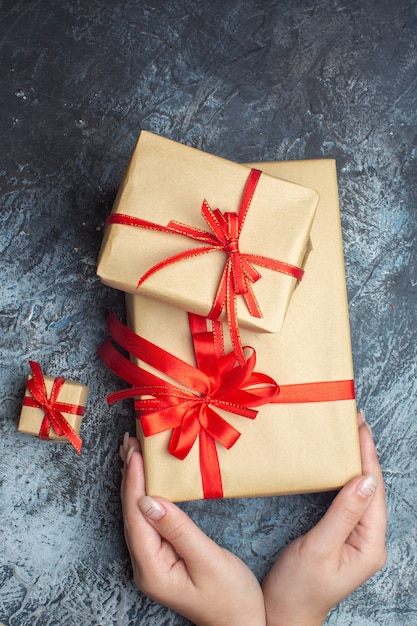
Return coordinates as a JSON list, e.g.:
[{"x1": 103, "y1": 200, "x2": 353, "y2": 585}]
[
  {"x1": 119, "y1": 435, "x2": 266, "y2": 626},
  {"x1": 262, "y1": 411, "x2": 387, "y2": 626}
]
